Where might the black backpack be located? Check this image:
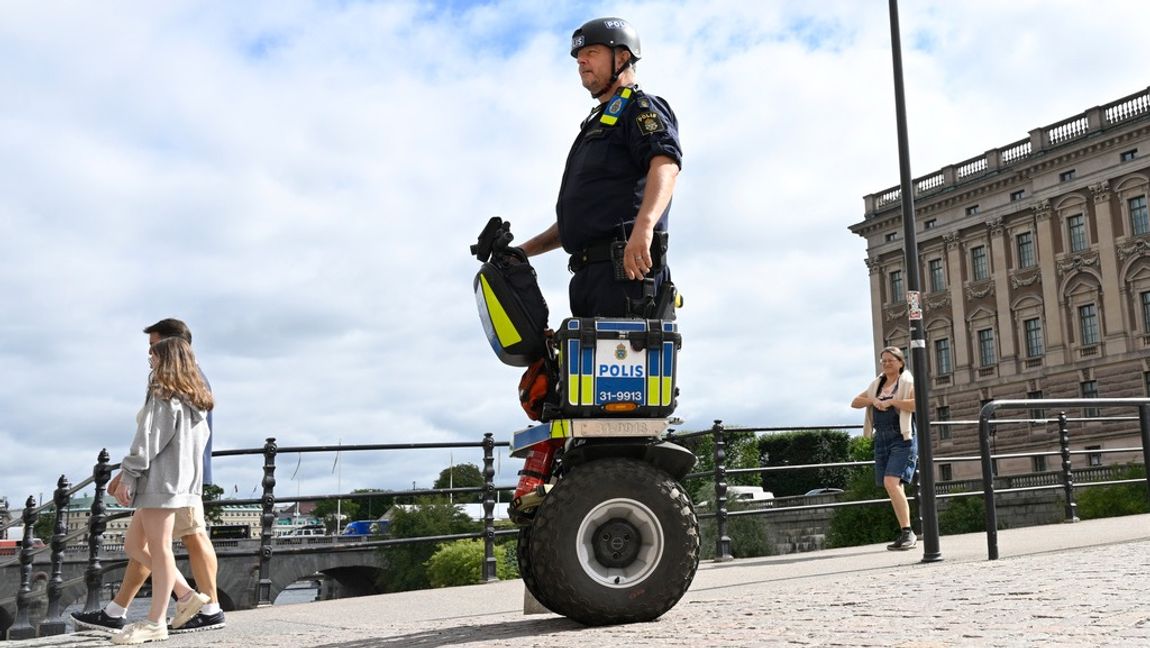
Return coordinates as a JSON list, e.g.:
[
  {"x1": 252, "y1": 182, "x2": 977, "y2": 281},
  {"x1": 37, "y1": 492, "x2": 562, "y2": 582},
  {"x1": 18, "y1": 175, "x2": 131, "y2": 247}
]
[{"x1": 471, "y1": 218, "x2": 550, "y2": 367}]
